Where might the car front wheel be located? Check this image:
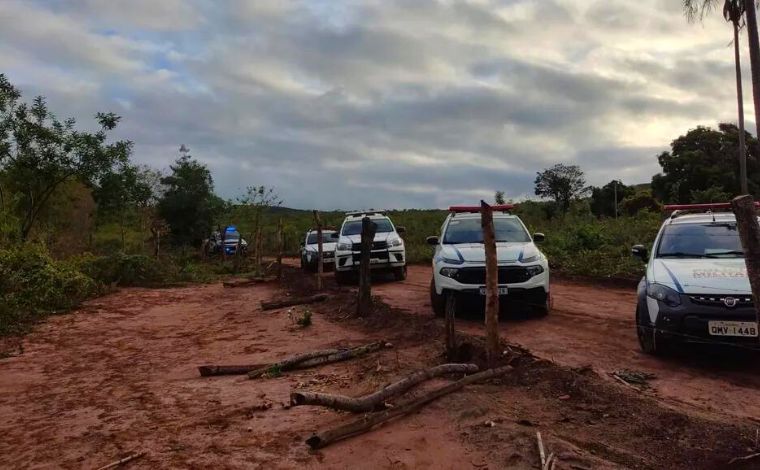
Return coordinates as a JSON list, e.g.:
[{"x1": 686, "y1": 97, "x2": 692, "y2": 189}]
[
  {"x1": 430, "y1": 279, "x2": 445, "y2": 317},
  {"x1": 393, "y1": 266, "x2": 407, "y2": 281},
  {"x1": 636, "y1": 306, "x2": 667, "y2": 356}
]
